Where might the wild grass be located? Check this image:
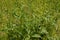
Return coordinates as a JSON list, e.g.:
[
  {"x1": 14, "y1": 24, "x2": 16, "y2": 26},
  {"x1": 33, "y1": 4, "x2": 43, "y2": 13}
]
[{"x1": 0, "y1": 0, "x2": 60, "y2": 40}]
